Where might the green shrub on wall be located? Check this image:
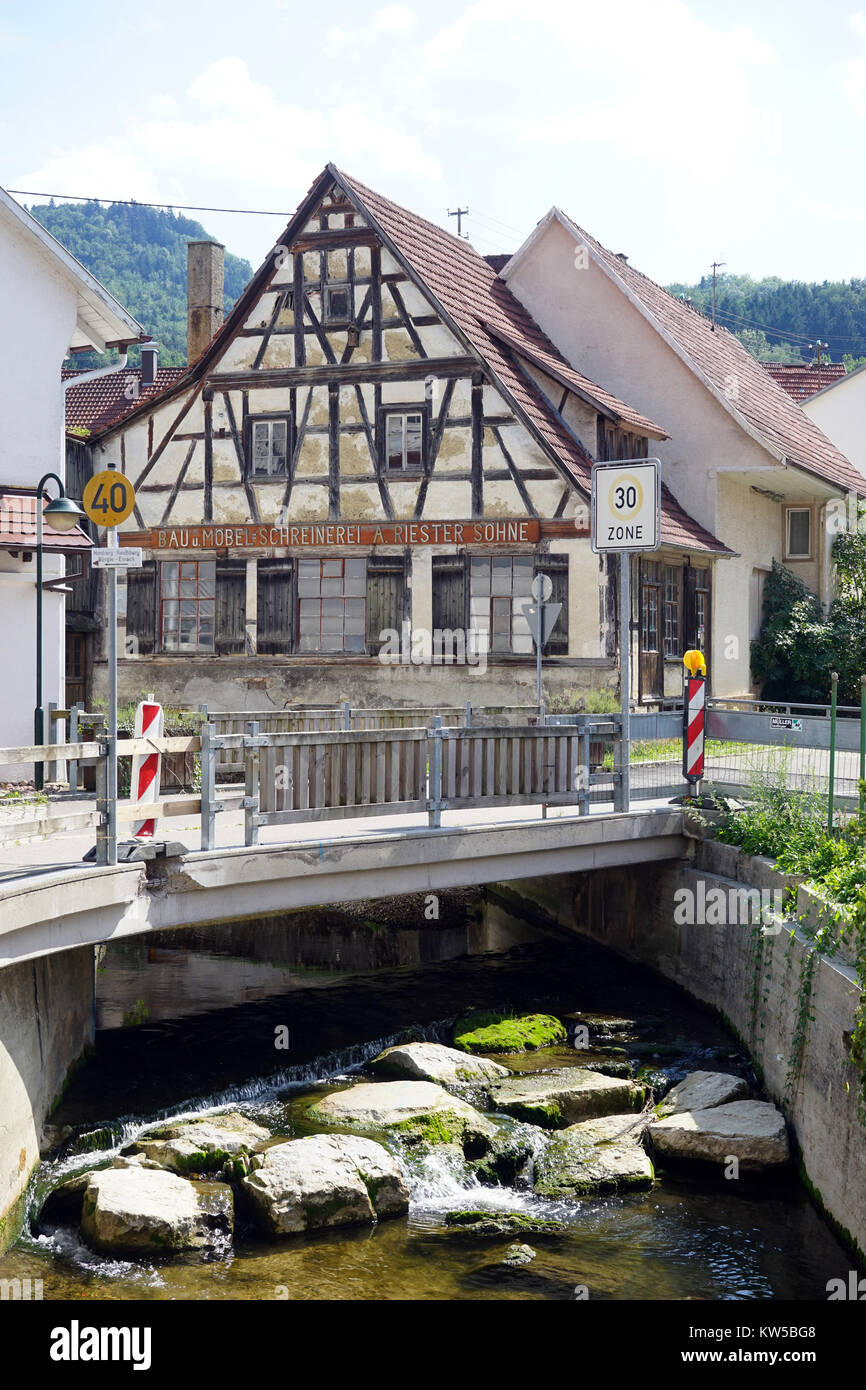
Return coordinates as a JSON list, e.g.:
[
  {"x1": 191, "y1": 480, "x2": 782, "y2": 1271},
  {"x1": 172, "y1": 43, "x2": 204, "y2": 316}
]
[{"x1": 751, "y1": 534, "x2": 866, "y2": 706}]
